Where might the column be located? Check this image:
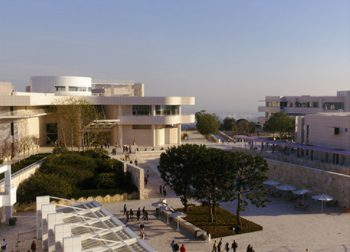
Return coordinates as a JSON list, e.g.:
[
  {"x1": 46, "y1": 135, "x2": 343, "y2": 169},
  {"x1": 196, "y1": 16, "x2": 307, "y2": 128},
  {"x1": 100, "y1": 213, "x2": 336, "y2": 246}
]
[
  {"x1": 36, "y1": 196, "x2": 50, "y2": 239},
  {"x1": 48, "y1": 213, "x2": 63, "y2": 252},
  {"x1": 152, "y1": 125, "x2": 156, "y2": 147},
  {"x1": 63, "y1": 236, "x2": 81, "y2": 252},
  {"x1": 177, "y1": 123, "x2": 181, "y2": 145},
  {"x1": 152, "y1": 105, "x2": 156, "y2": 116},
  {"x1": 42, "y1": 204, "x2": 57, "y2": 250},
  {"x1": 4, "y1": 164, "x2": 12, "y2": 222},
  {"x1": 118, "y1": 106, "x2": 123, "y2": 146}
]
